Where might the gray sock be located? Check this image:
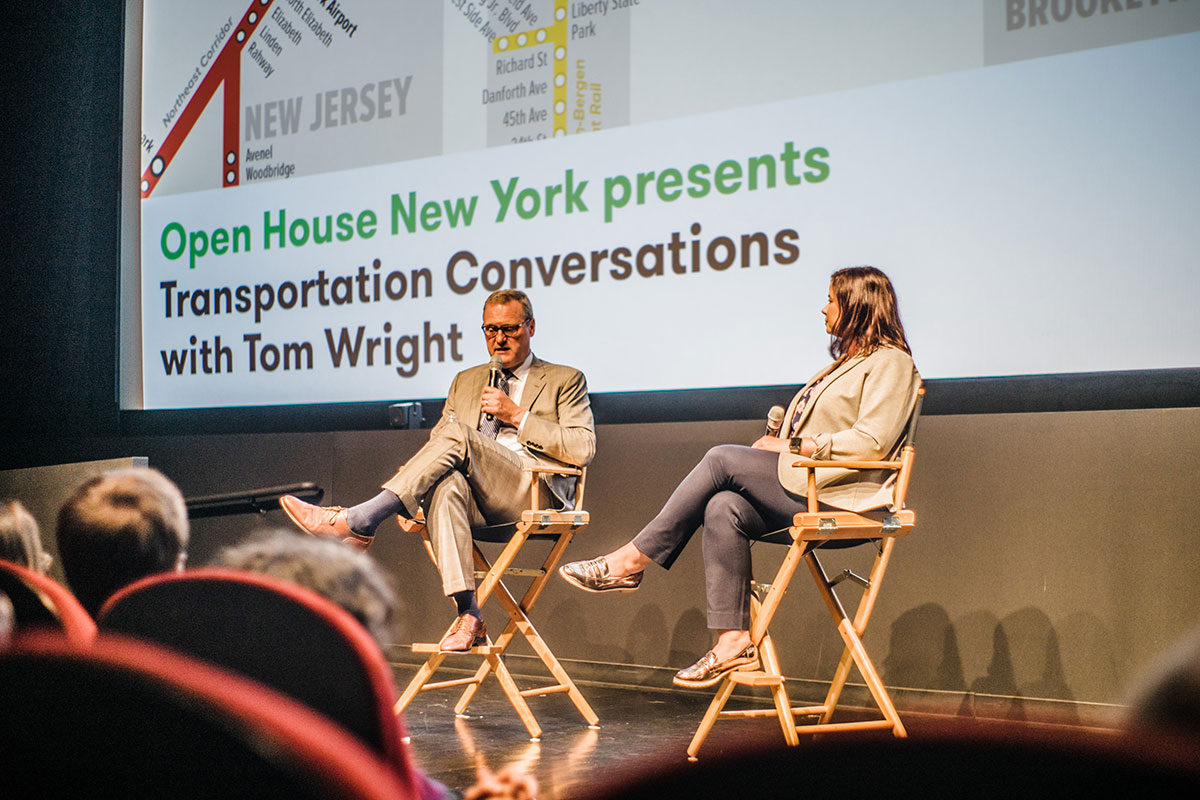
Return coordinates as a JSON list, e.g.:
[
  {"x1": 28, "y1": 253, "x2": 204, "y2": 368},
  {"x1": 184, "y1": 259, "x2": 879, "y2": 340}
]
[{"x1": 345, "y1": 490, "x2": 406, "y2": 536}]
